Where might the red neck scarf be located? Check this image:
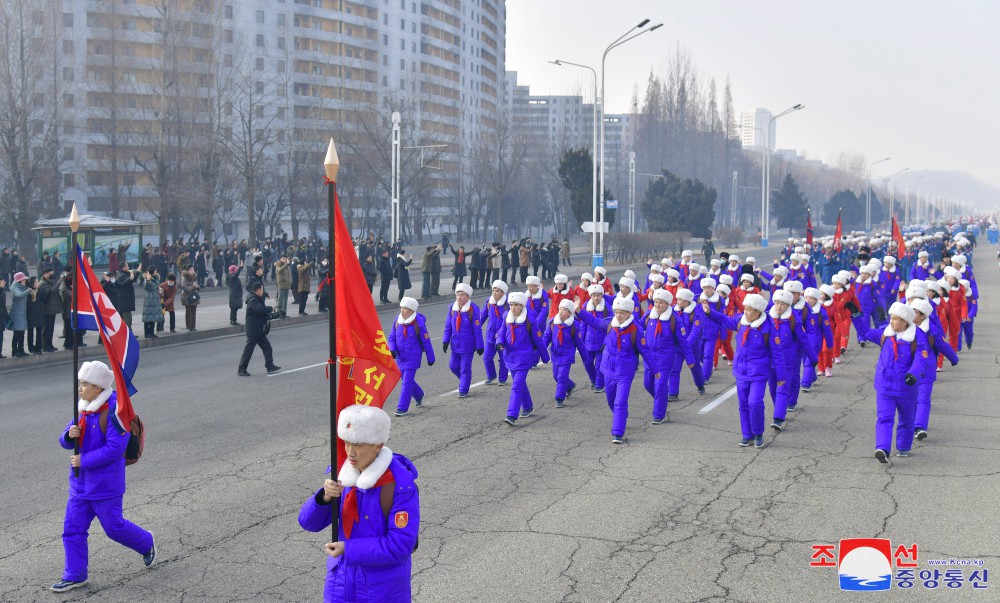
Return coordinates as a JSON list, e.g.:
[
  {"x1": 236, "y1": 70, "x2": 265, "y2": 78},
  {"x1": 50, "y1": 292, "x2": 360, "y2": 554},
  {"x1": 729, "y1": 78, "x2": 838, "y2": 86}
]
[
  {"x1": 78, "y1": 403, "x2": 109, "y2": 448},
  {"x1": 342, "y1": 468, "x2": 395, "y2": 539}
]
